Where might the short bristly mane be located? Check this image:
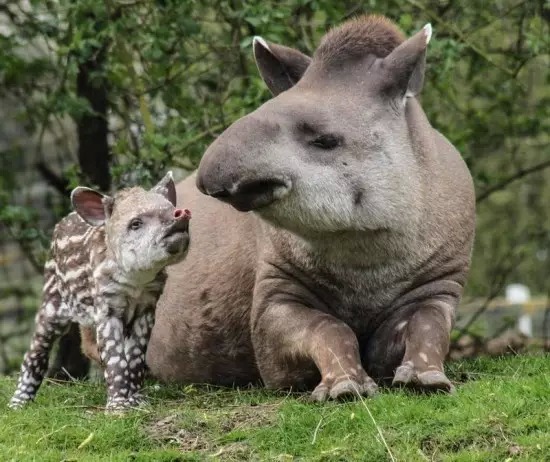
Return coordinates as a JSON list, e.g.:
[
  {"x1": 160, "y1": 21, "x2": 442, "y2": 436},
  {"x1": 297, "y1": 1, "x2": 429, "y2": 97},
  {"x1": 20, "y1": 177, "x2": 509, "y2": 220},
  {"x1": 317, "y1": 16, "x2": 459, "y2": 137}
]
[{"x1": 315, "y1": 15, "x2": 406, "y2": 67}]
